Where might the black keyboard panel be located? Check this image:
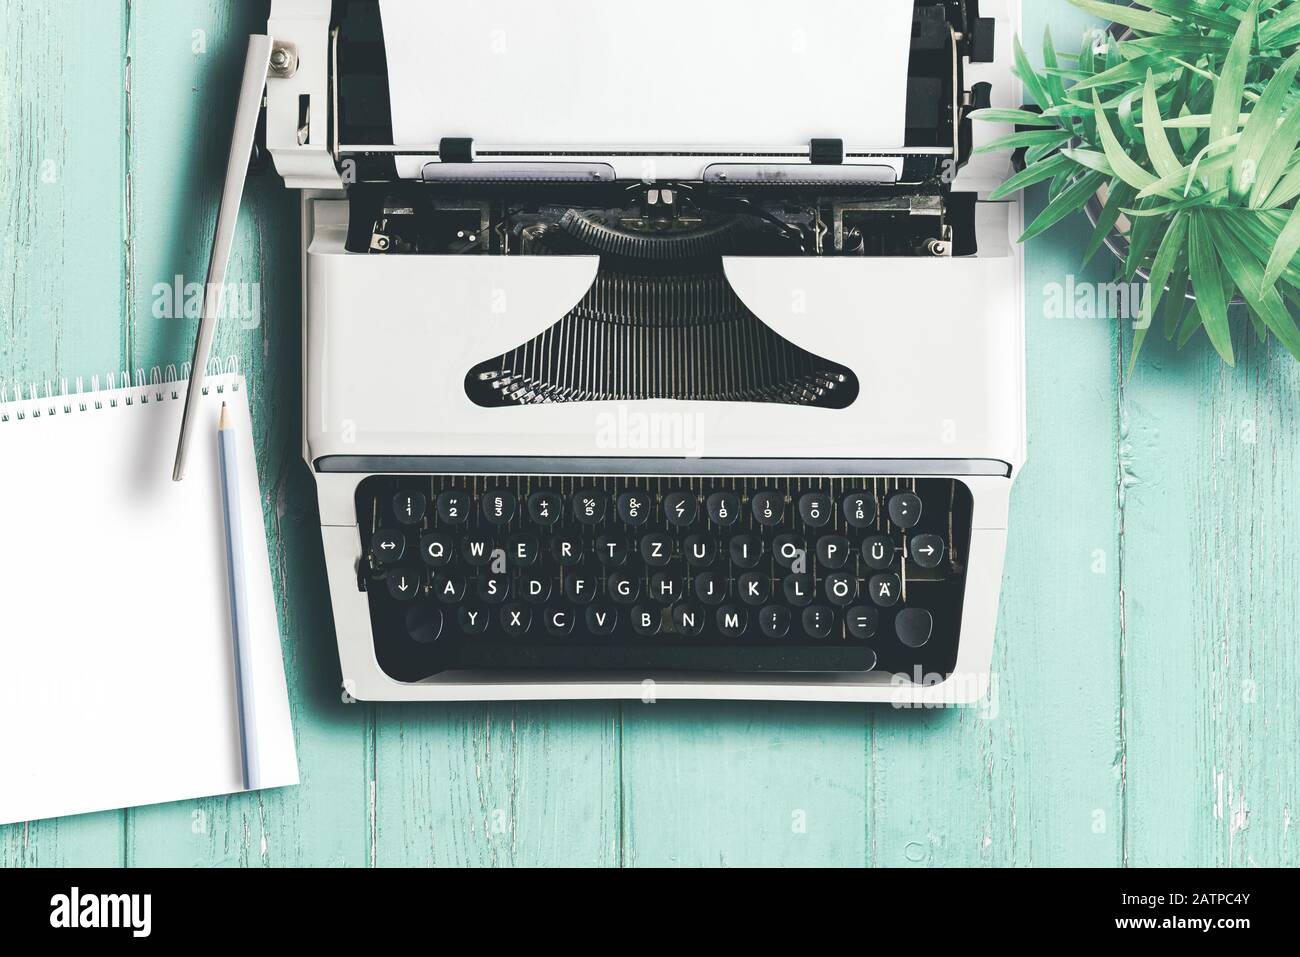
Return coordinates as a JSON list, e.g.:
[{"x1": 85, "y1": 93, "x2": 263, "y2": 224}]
[{"x1": 355, "y1": 475, "x2": 972, "y2": 681}]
